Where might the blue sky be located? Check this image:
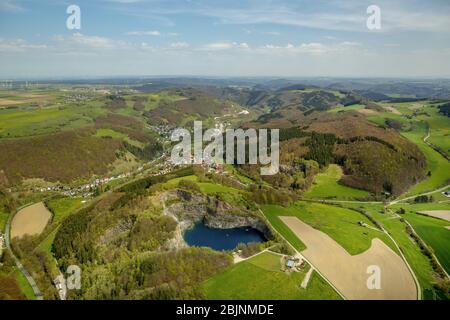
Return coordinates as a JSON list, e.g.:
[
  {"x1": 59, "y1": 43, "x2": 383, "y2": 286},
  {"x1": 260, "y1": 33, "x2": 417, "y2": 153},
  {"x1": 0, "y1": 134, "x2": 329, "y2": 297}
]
[{"x1": 1, "y1": 0, "x2": 450, "y2": 79}]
